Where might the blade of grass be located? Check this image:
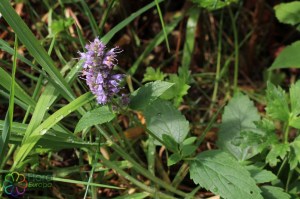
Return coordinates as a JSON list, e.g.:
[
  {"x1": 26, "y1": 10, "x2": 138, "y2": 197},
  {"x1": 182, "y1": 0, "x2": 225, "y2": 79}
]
[
  {"x1": 211, "y1": 9, "x2": 223, "y2": 108},
  {"x1": 79, "y1": 0, "x2": 100, "y2": 37},
  {"x1": 98, "y1": 155, "x2": 176, "y2": 199},
  {"x1": 0, "y1": 39, "x2": 37, "y2": 69},
  {"x1": 181, "y1": 7, "x2": 199, "y2": 69},
  {"x1": 101, "y1": 0, "x2": 162, "y2": 44},
  {"x1": 155, "y1": 0, "x2": 170, "y2": 52},
  {"x1": 99, "y1": 0, "x2": 116, "y2": 36},
  {"x1": 51, "y1": 176, "x2": 120, "y2": 189},
  {"x1": 12, "y1": 92, "x2": 95, "y2": 169},
  {"x1": 0, "y1": 90, "x2": 30, "y2": 112},
  {"x1": 0, "y1": 120, "x2": 98, "y2": 149},
  {"x1": 0, "y1": 0, "x2": 75, "y2": 102},
  {"x1": 0, "y1": 36, "x2": 17, "y2": 168},
  {"x1": 0, "y1": 68, "x2": 36, "y2": 108},
  {"x1": 76, "y1": 24, "x2": 86, "y2": 50}
]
